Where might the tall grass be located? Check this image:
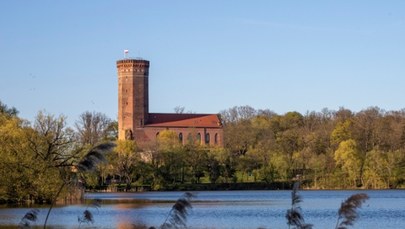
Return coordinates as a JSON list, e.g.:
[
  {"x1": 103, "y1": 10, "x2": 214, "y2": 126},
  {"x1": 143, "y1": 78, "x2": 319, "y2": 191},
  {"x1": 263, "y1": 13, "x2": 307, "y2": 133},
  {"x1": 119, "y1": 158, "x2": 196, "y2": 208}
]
[
  {"x1": 286, "y1": 182, "x2": 313, "y2": 229},
  {"x1": 77, "y1": 199, "x2": 102, "y2": 228},
  {"x1": 18, "y1": 209, "x2": 39, "y2": 229},
  {"x1": 335, "y1": 193, "x2": 369, "y2": 229},
  {"x1": 159, "y1": 192, "x2": 195, "y2": 229}
]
